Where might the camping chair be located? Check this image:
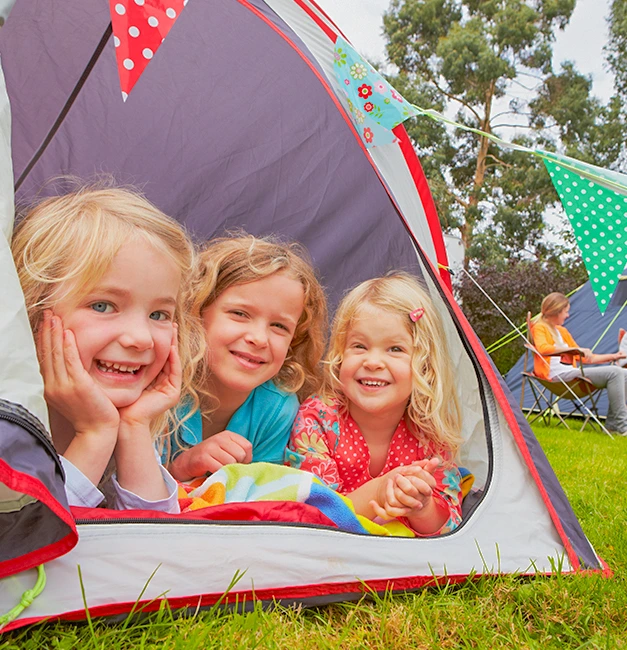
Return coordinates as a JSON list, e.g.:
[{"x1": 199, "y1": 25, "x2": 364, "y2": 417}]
[{"x1": 520, "y1": 312, "x2": 603, "y2": 431}]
